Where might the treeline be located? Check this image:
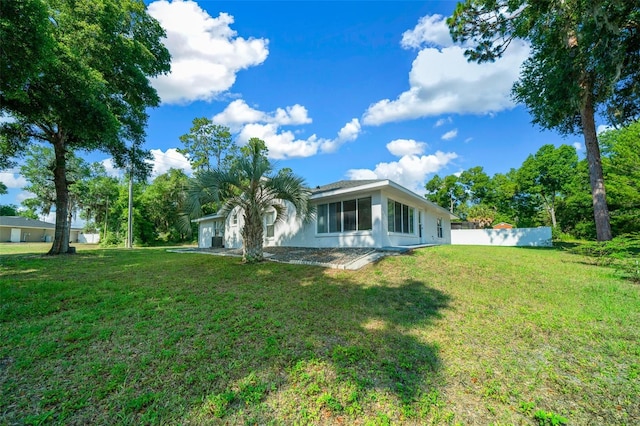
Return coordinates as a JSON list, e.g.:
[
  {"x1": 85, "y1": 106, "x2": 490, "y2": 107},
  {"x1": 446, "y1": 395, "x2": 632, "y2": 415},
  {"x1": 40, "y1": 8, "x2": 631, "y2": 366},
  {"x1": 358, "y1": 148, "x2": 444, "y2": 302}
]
[
  {"x1": 0, "y1": 118, "x2": 239, "y2": 246},
  {"x1": 425, "y1": 121, "x2": 640, "y2": 239},
  {"x1": 1, "y1": 147, "x2": 194, "y2": 246}
]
